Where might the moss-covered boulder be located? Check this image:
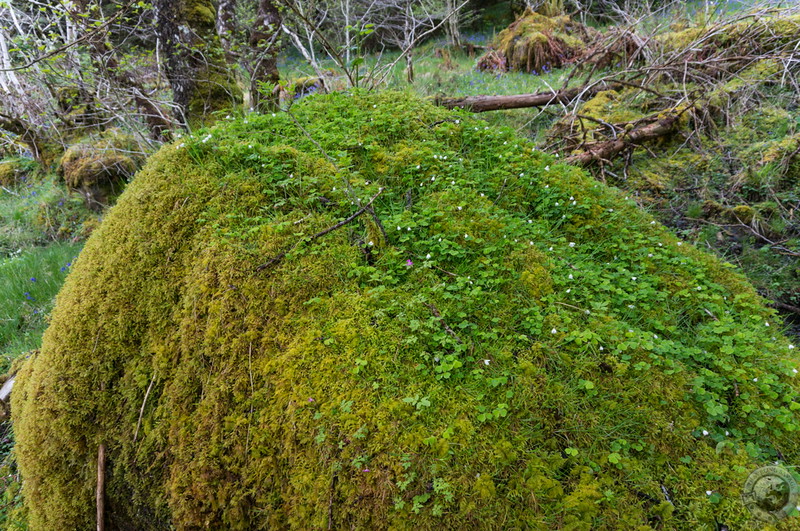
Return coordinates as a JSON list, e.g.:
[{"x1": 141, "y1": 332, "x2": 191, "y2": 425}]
[
  {"x1": 12, "y1": 92, "x2": 800, "y2": 529},
  {"x1": 57, "y1": 130, "x2": 144, "y2": 209},
  {"x1": 477, "y1": 10, "x2": 597, "y2": 73}
]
